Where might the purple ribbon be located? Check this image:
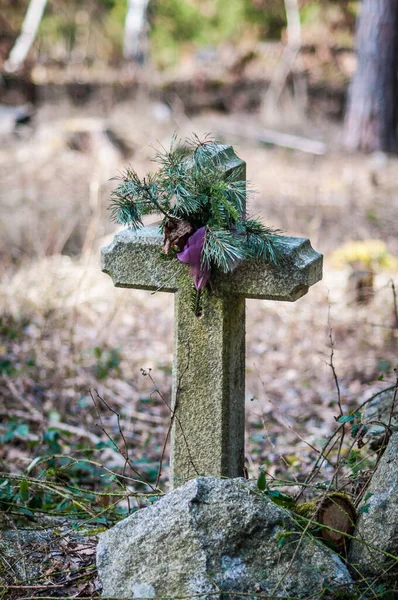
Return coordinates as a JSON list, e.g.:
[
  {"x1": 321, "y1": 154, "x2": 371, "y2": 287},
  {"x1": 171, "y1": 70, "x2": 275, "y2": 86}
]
[{"x1": 177, "y1": 226, "x2": 210, "y2": 290}]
